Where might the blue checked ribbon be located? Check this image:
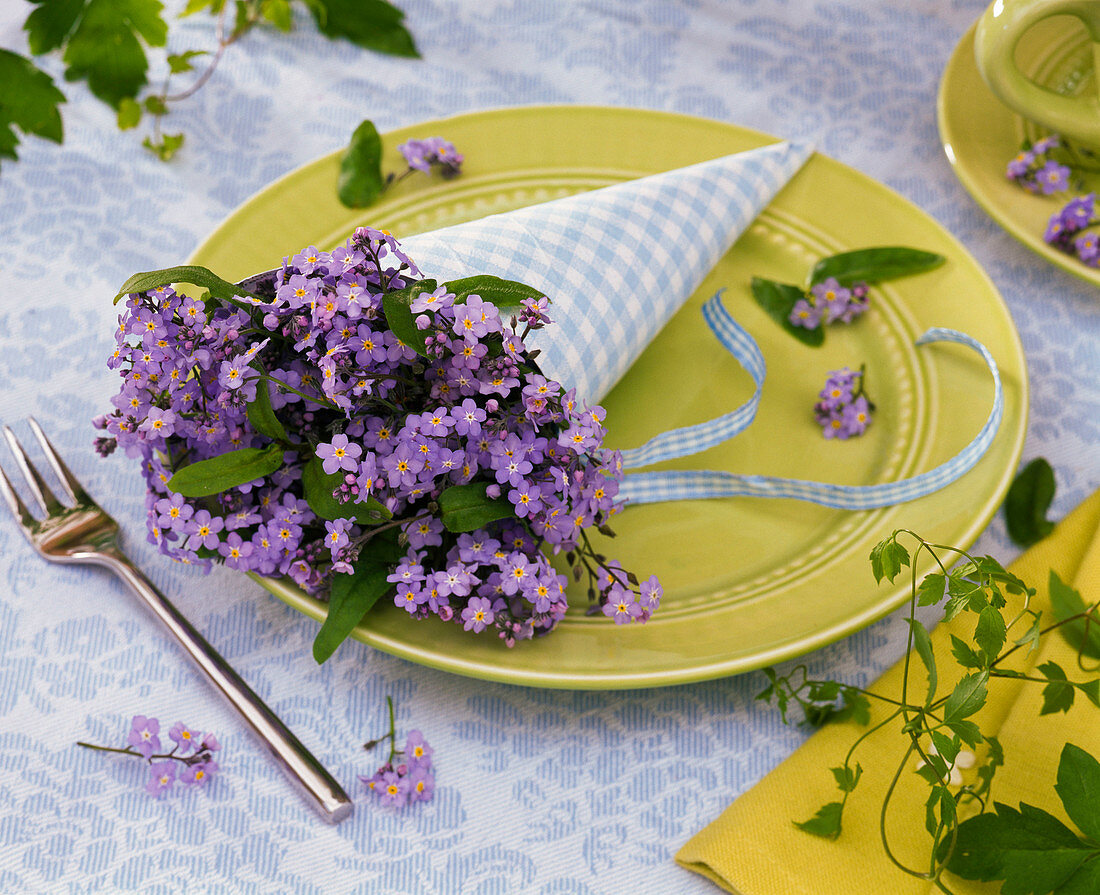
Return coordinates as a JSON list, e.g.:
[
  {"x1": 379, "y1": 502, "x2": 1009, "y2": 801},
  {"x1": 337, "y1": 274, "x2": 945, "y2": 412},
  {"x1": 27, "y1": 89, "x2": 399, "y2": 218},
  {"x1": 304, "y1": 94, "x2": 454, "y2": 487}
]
[
  {"x1": 619, "y1": 291, "x2": 765, "y2": 468},
  {"x1": 618, "y1": 293, "x2": 1004, "y2": 509}
]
